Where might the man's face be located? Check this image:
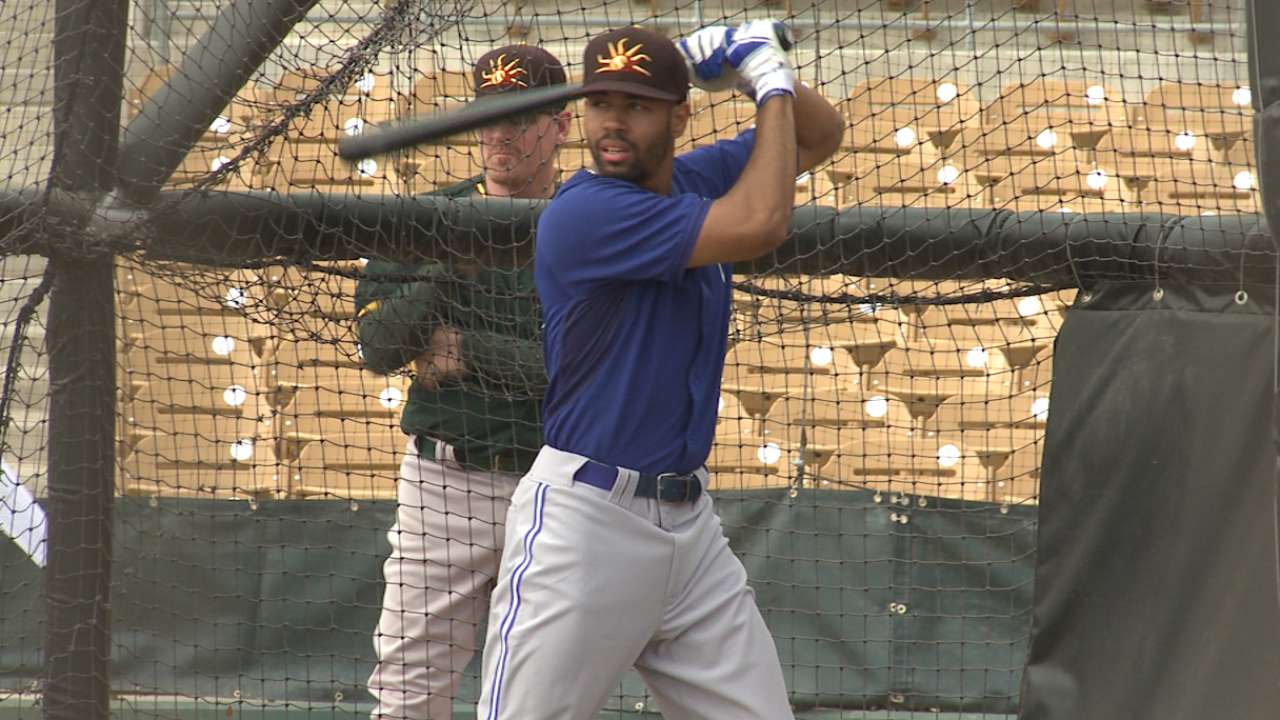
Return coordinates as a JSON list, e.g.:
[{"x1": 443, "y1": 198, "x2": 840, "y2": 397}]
[
  {"x1": 584, "y1": 91, "x2": 687, "y2": 186},
  {"x1": 477, "y1": 110, "x2": 567, "y2": 193}
]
